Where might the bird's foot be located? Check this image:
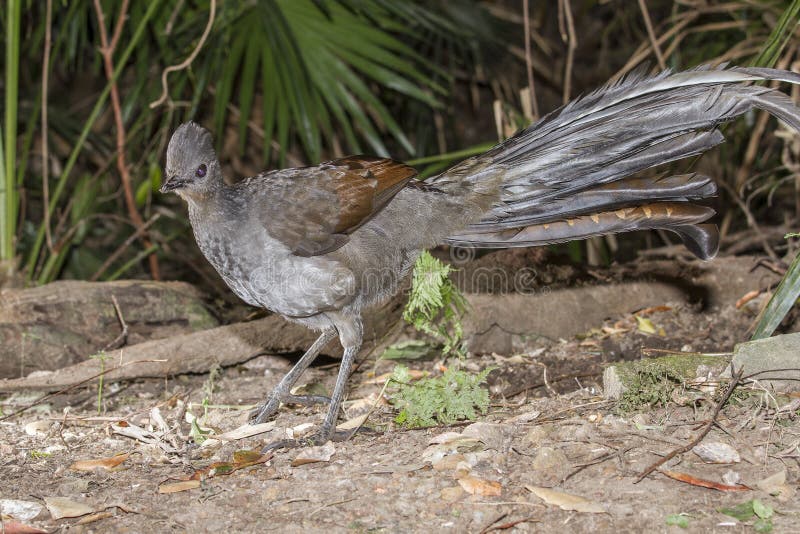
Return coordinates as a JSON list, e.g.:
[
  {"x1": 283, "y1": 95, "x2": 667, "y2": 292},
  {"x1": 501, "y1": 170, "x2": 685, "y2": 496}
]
[
  {"x1": 260, "y1": 426, "x2": 374, "y2": 453},
  {"x1": 249, "y1": 393, "x2": 332, "y2": 424}
]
